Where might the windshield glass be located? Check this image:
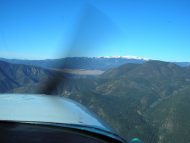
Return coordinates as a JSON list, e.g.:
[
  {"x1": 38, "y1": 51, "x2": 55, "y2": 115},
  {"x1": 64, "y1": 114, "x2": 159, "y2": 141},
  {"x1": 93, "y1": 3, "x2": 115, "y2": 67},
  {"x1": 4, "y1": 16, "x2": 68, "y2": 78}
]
[{"x1": 0, "y1": 0, "x2": 190, "y2": 143}]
